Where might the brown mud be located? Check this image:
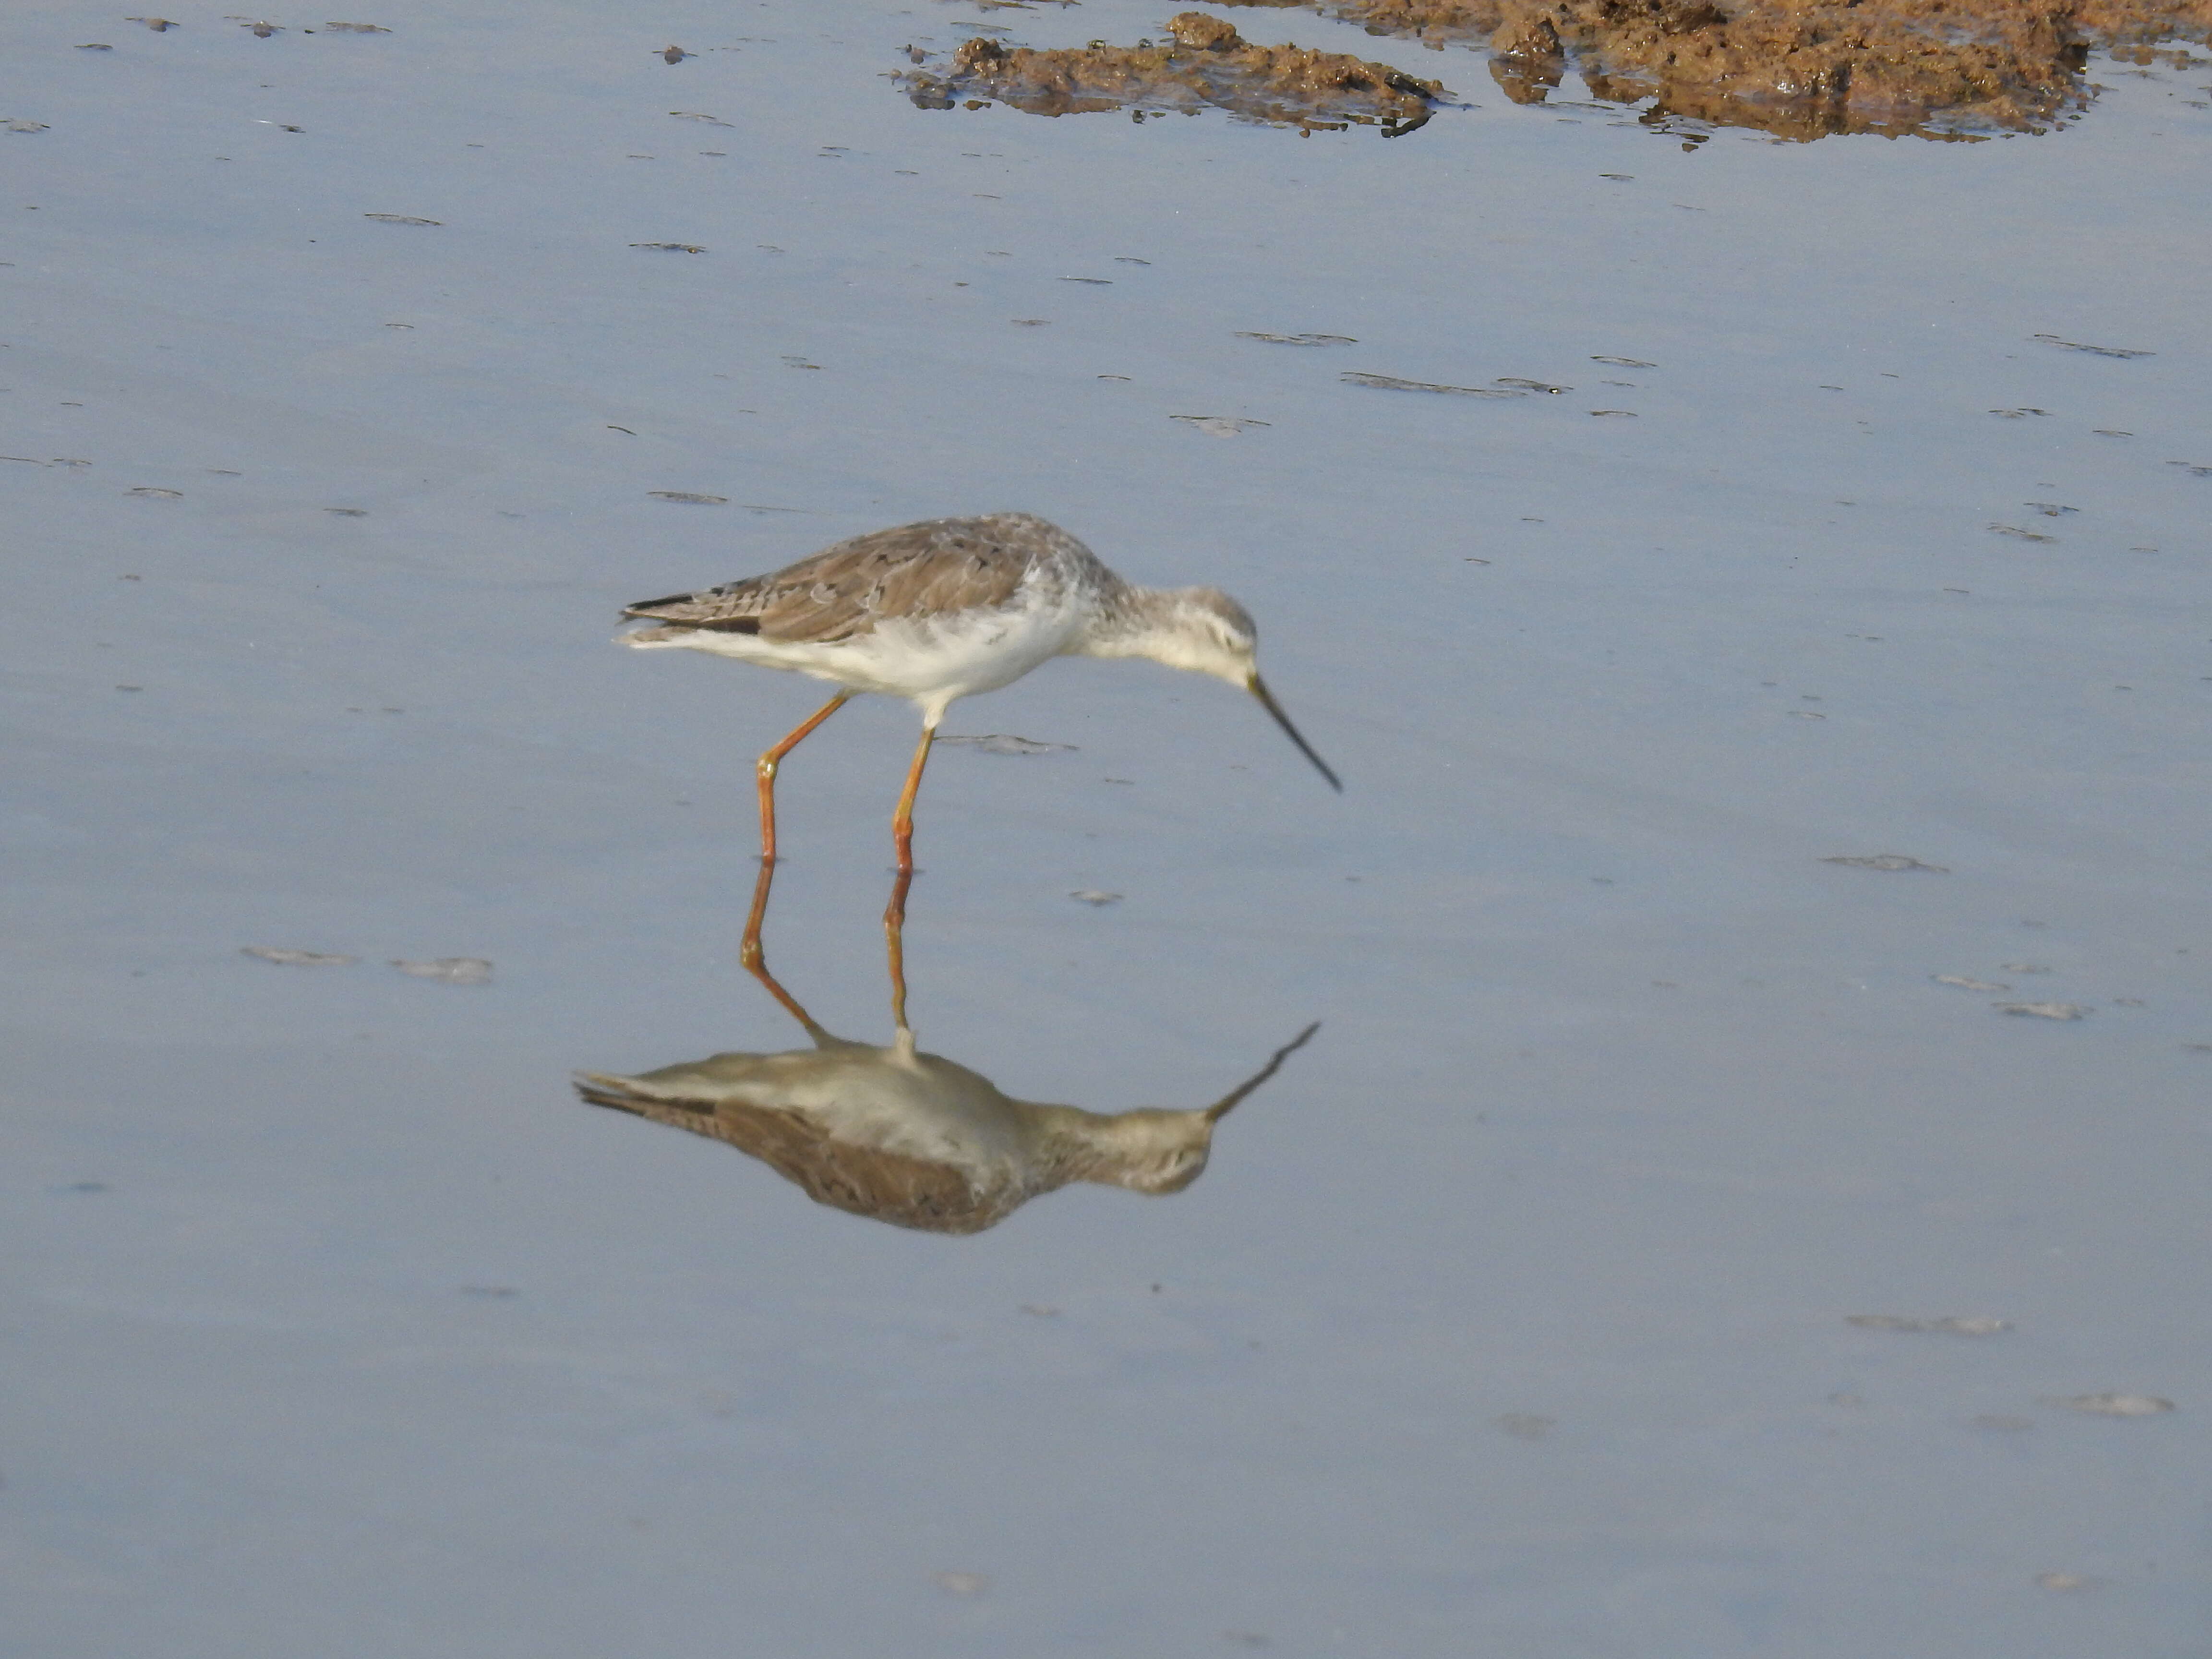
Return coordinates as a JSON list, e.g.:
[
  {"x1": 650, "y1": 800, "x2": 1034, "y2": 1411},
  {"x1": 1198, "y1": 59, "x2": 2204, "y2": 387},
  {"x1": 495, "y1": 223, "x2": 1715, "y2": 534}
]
[
  {"x1": 1216, "y1": 0, "x2": 2212, "y2": 138},
  {"x1": 900, "y1": 11, "x2": 1445, "y2": 134}
]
